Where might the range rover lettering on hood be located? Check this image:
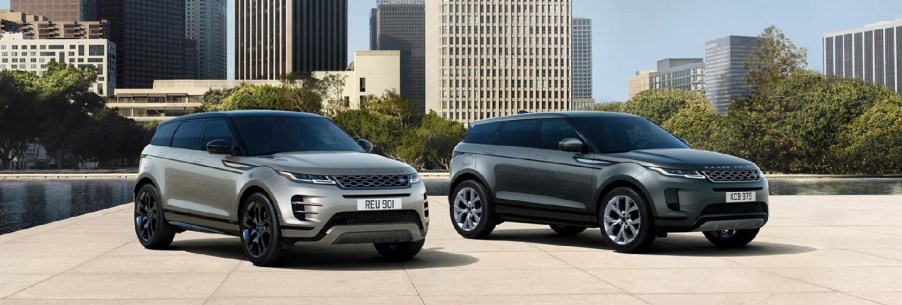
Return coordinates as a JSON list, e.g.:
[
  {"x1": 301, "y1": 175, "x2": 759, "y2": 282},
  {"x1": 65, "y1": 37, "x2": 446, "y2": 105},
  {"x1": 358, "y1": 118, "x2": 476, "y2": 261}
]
[{"x1": 703, "y1": 164, "x2": 757, "y2": 170}]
